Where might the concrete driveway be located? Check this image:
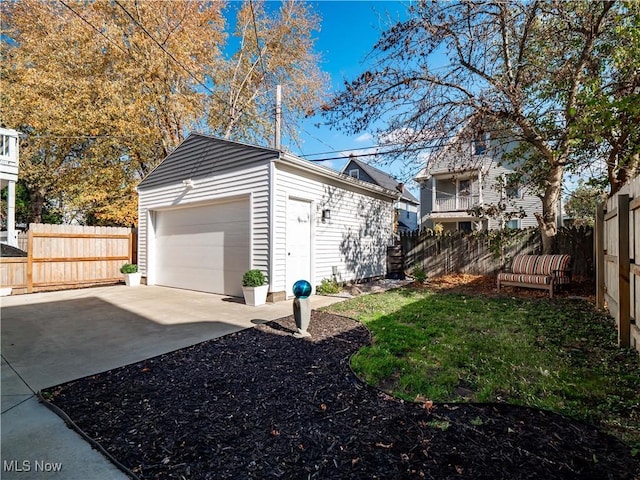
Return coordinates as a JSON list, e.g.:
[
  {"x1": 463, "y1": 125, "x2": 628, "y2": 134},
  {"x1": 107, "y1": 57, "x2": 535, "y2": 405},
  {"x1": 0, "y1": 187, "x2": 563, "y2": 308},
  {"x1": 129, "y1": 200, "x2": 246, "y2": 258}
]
[{"x1": 1, "y1": 285, "x2": 343, "y2": 479}]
